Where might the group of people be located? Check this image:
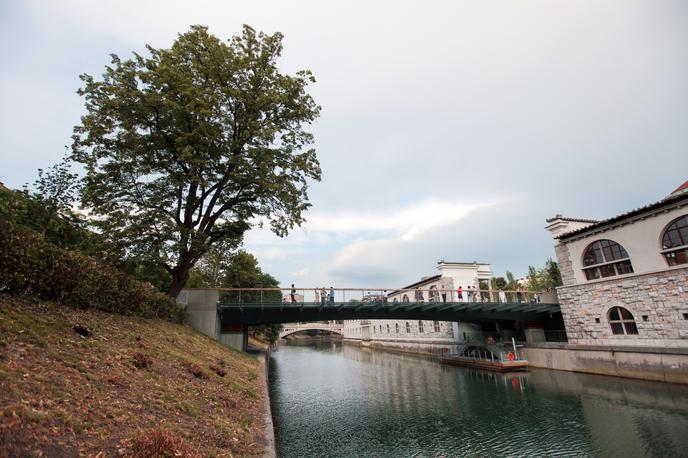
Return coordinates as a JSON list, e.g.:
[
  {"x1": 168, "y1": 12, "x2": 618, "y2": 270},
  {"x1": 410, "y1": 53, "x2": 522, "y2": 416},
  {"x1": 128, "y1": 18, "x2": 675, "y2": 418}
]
[
  {"x1": 287, "y1": 284, "x2": 539, "y2": 304},
  {"x1": 289, "y1": 284, "x2": 335, "y2": 304},
  {"x1": 418, "y1": 285, "x2": 536, "y2": 303}
]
